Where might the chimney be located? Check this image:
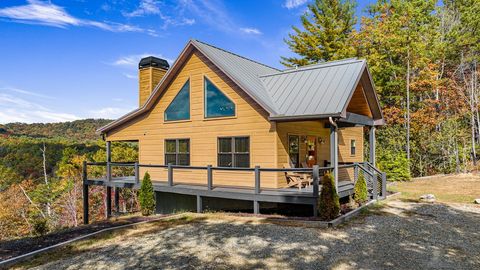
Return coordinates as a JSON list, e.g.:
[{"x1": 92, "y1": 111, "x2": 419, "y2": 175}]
[{"x1": 138, "y1": 56, "x2": 170, "y2": 107}]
